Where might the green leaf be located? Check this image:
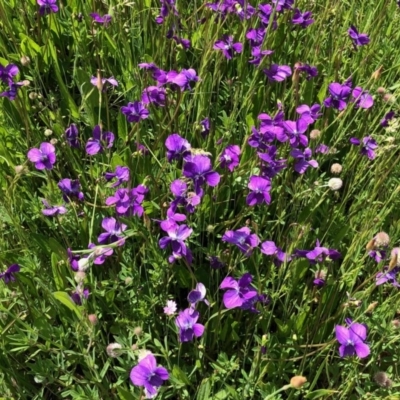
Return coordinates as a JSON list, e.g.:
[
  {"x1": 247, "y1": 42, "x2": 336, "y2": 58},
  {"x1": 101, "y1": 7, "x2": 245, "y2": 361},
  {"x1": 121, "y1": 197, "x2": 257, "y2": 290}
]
[
  {"x1": 51, "y1": 253, "x2": 64, "y2": 291},
  {"x1": 305, "y1": 389, "x2": 339, "y2": 399},
  {"x1": 172, "y1": 365, "x2": 191, "y2": 386},
  {"x1": 197, "y1": 379, "x2": 211, "y2": 400},
  {"x1": 53, "y1": 292, "x2": 82, "y2": 319},
  {"x1": 116, "y1": 387, "x2": 137, "y2": 400}
]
